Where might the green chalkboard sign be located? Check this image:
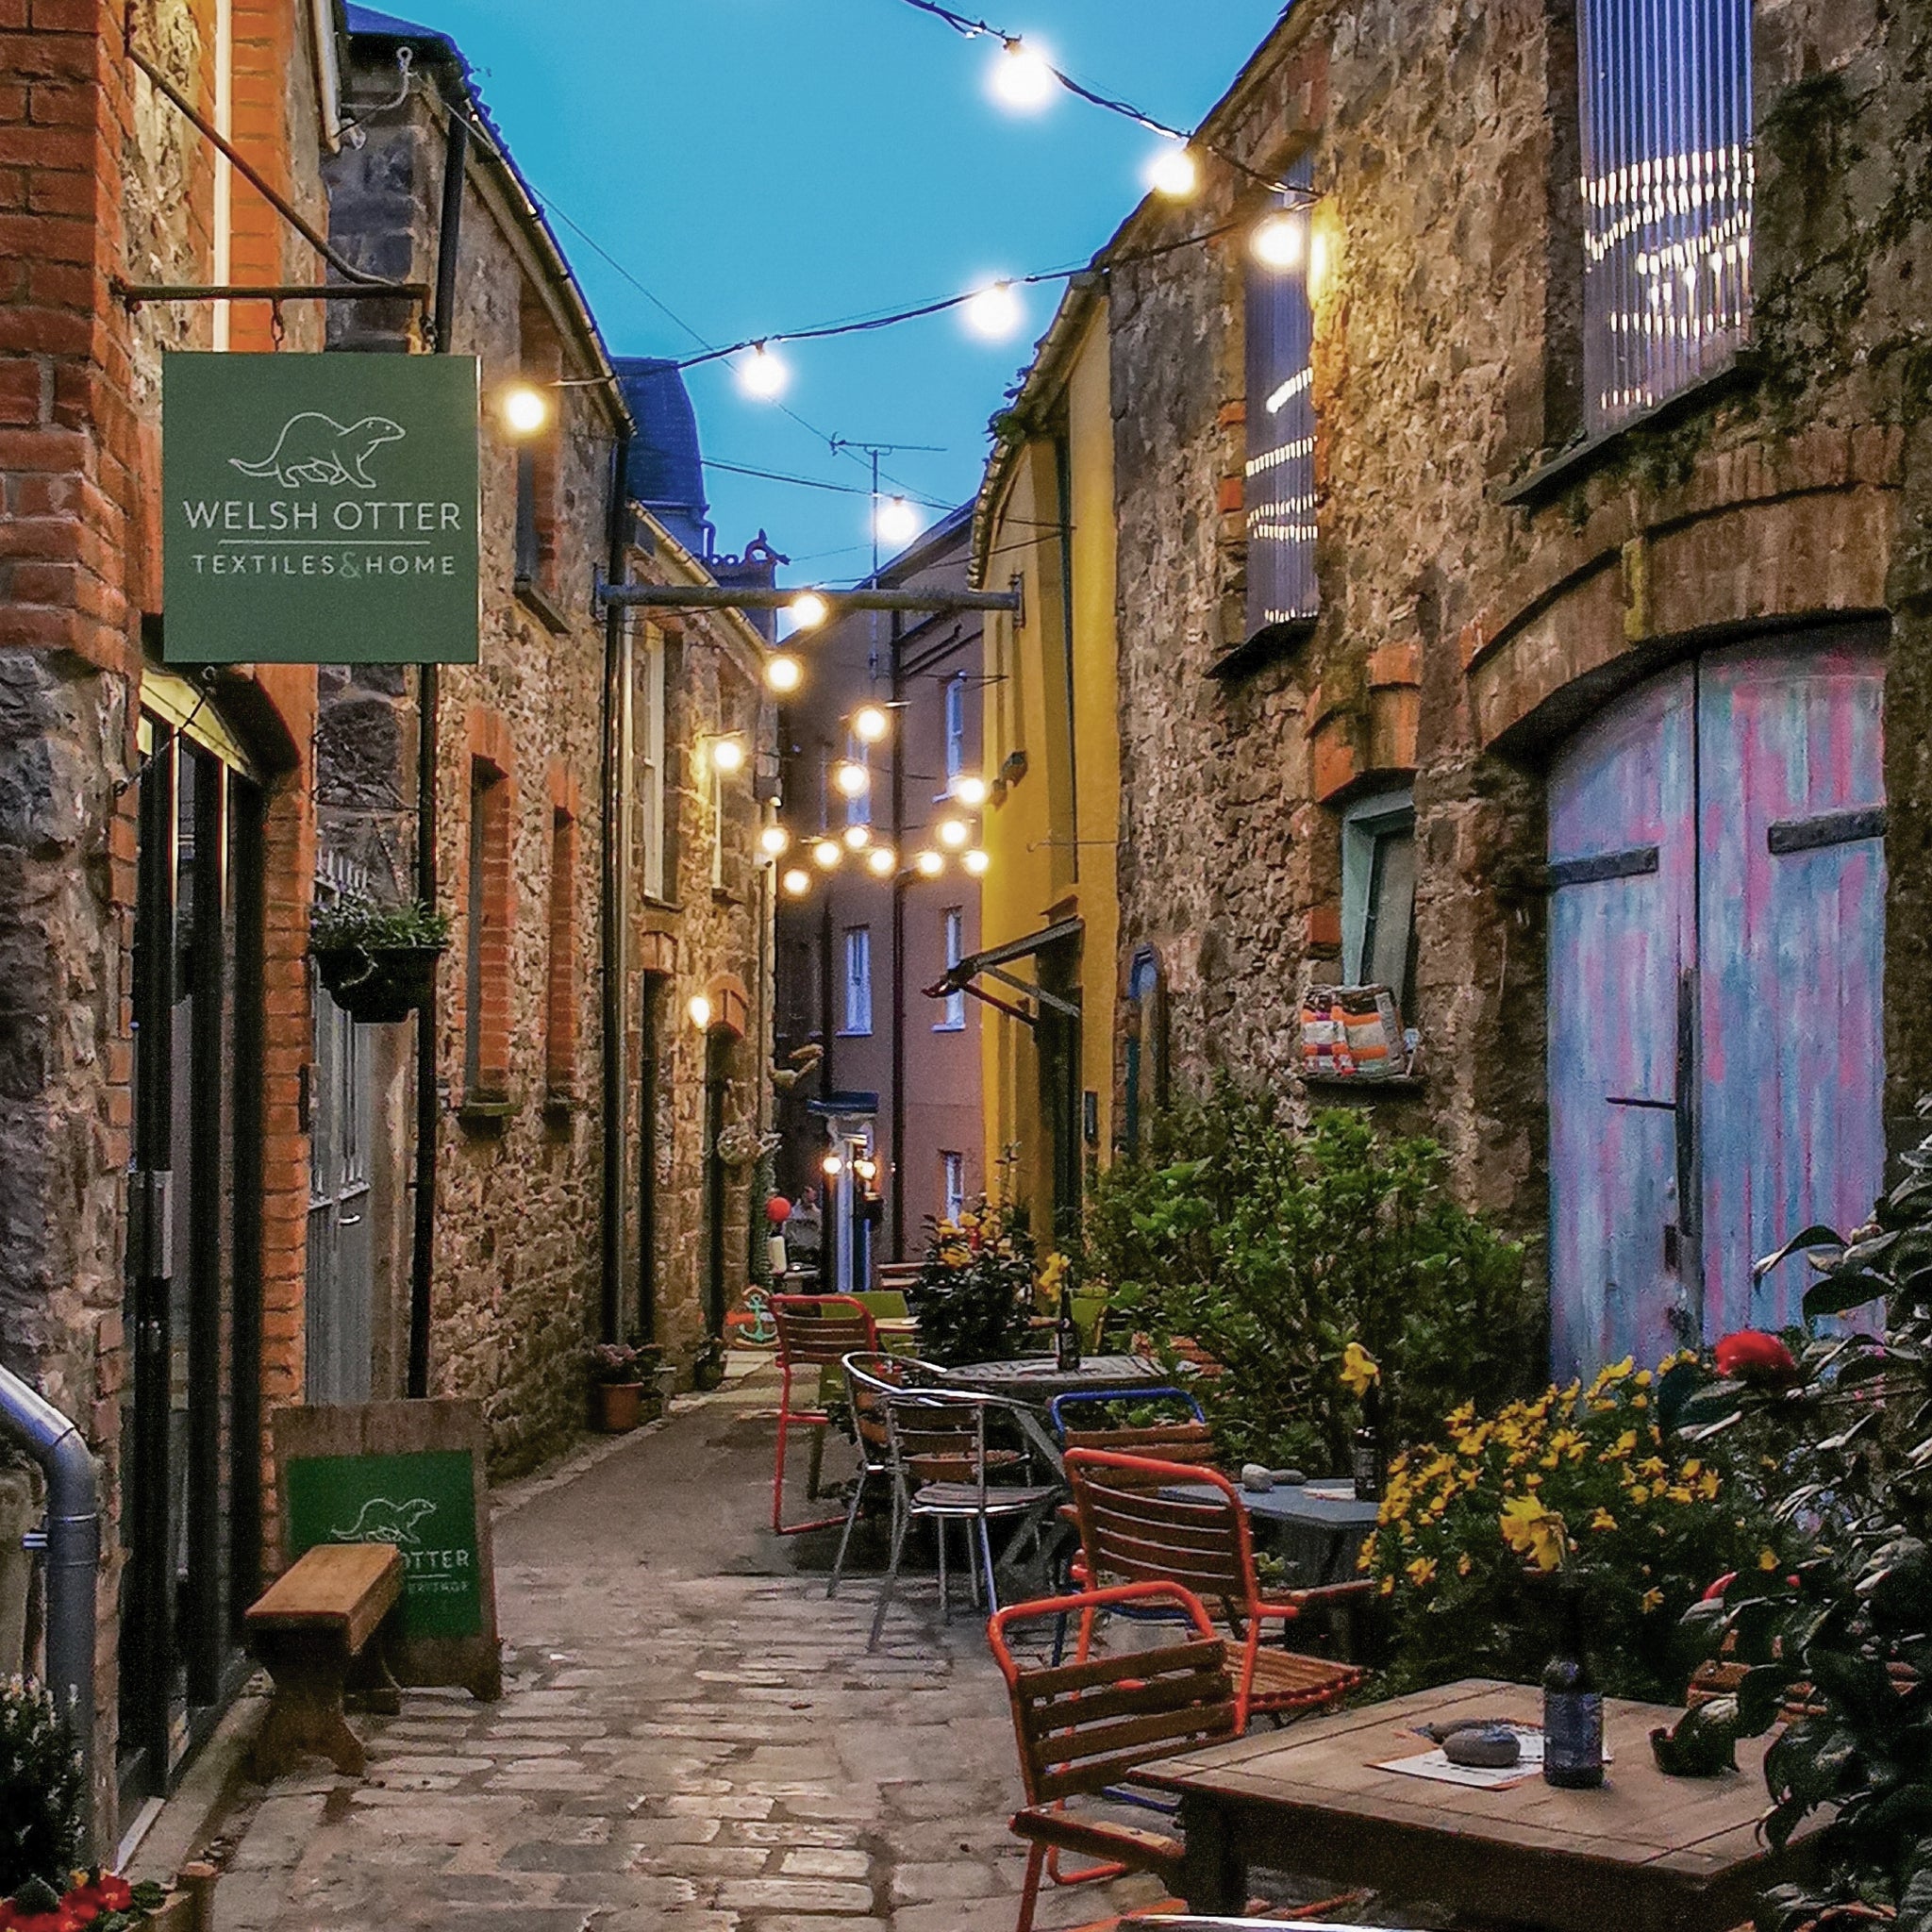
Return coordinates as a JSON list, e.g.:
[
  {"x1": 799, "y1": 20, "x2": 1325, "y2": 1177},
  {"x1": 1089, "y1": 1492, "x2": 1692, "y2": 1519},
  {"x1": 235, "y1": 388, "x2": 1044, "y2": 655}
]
[
  {"x1": 162, "y1": 350, "x2": 480, "y2": 665},
  {"x1": 285, "y1": 1448, "x2": 482, "y2": 1640}
]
